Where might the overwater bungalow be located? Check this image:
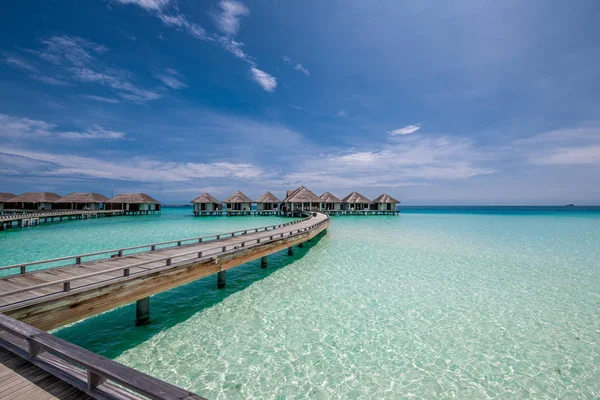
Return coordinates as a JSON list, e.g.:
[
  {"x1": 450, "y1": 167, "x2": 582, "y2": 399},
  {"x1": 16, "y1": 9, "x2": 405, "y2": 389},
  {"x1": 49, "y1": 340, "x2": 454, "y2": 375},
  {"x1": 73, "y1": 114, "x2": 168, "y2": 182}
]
[
  {"x1": 54, "y1": 192, "x2": 109, "y2": 210},
  {"x1": 105, "y1": 193, "x2": 161, "y2": 215},
  {"x1": 5, "y1": 192, "x2": 62, "y2": 211},
  {"x1": 255, "y1": 191, "x2": 281, "y2": 214},
  {"x1": 223, "y1": 190, "x2": 252, "y2": 215},
  {"x1": 282, "y1": 186, "x2": 323, "y2": 214},
  {"x1": 342, "y1": 191, "x2": 371, "y2": 211},
  {"x1": 0, "y1": 193, "x2": 16, "y2": 212},
  {"x1": 191, "y1": 193, "x2": 222, "y2": 216},
  {"x1": 371, "y1": 194, "x2": 400, "y2": 212},
  {"x1": 320, "y1": 192, "x2": 343, "y2": 212}
]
